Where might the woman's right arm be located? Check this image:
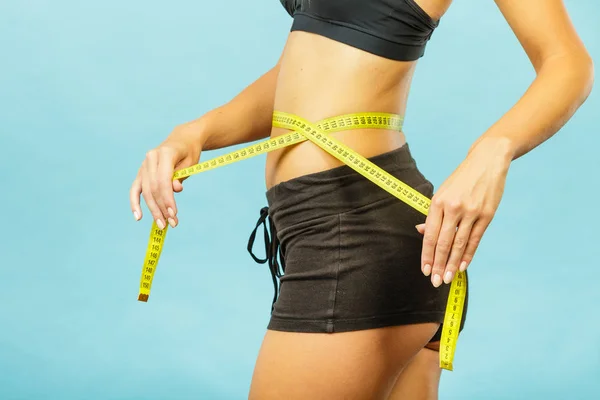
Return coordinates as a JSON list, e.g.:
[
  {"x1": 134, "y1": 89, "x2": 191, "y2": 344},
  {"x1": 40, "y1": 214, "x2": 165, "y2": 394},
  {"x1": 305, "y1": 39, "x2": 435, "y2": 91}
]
[{"x1": 129, "y1": 61, "x2": 282, "y2": 230}]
